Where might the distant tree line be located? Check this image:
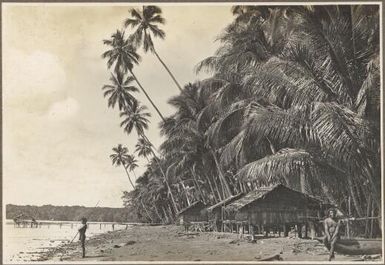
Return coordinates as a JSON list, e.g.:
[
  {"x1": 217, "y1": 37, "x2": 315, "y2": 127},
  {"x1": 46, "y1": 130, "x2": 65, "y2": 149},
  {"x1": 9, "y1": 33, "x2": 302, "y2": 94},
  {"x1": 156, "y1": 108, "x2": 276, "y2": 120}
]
[{"x1": 6, "y1": 204, "x2": 139, "y2": 222}]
